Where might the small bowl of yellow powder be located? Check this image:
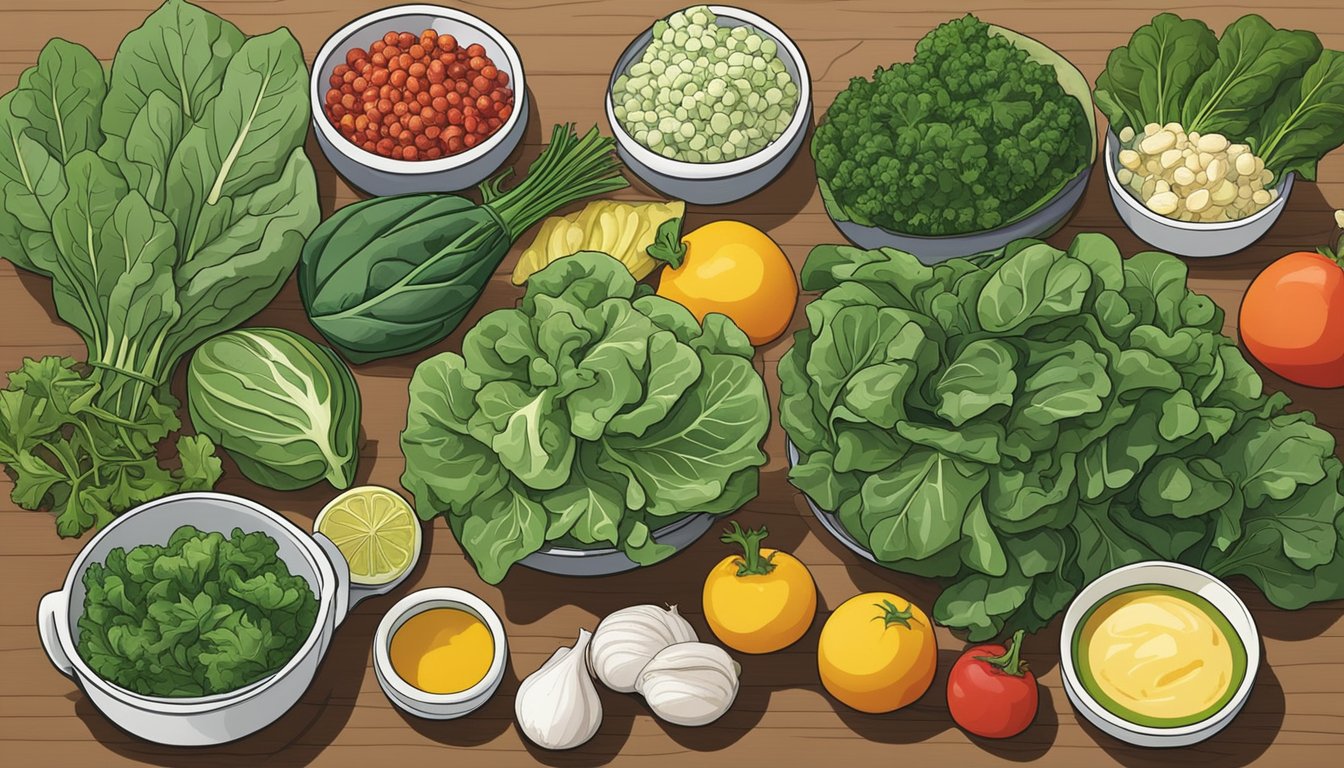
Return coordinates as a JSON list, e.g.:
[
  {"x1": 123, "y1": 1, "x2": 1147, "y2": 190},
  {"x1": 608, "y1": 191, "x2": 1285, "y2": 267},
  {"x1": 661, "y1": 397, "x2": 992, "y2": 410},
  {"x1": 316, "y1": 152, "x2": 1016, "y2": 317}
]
[{"x1": 374, "y1": 587, "x2": 508, "y2": 719}]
